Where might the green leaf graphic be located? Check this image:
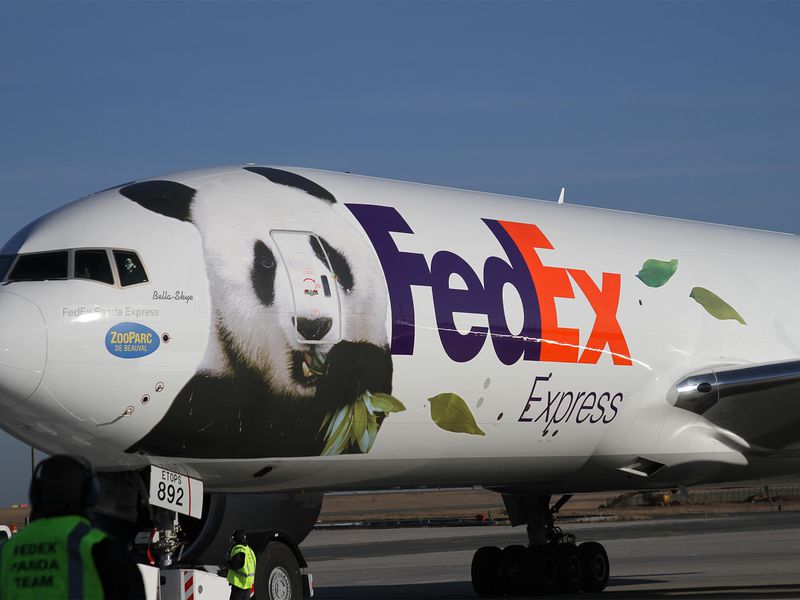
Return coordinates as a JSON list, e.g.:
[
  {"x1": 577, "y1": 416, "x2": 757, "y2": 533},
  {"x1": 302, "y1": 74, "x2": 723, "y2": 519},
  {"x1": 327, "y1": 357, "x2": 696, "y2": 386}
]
[
  {"x1": 428, "y1": 393, "x2": 485, "y2": 436},
  {"x1": 636, "y1": 258, "x2": 678, "y2": 288},
  {"x1": 308, "y1": 349, "x2": 326, "y2": 375},
  {"x1": 369, "y1": 393, "x2": 406, "y2": 414},
  {"x1": 319, "y1": 392, "x2": 405, "y2": 455},
  {"x1": 689, "y1": 287, "x2": 746, "y2": 325},
  {"x1": 366, "y1": 417, "x2": 378, "y2": 450},
  {"x1": 352, "y1": 398, "x2": 369, "y2": 452},
  {"x1": 320, "y1": 404, "x2": 354, "y2": 456}
]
